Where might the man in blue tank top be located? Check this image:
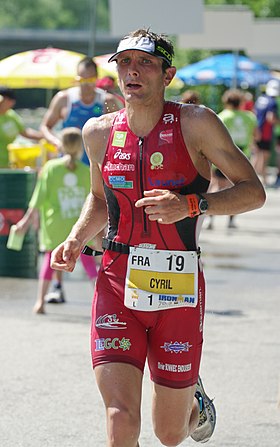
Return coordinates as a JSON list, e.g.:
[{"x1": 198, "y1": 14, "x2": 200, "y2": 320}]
[{"x1": 40, "y1": 57, "x2": 122, "y2": 165}]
